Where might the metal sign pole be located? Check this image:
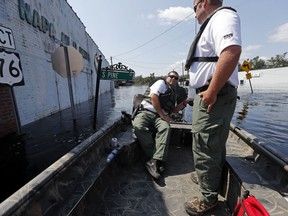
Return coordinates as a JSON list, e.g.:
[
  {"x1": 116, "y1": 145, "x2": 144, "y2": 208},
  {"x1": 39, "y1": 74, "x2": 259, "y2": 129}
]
[
  {"x1": 93, "y1": 54, "x2": 102, "y2": 129},
  {"x1": 63, "y1": 46, "x2": 77, "y2": 123},
  {"x1": 241, "y1": 61, "x2": 254, "y2": 94},
  {"x1": 248, "y1": 79, "x2": 254, "y2": 94}
]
